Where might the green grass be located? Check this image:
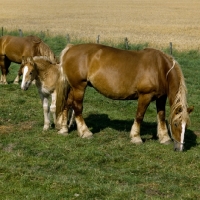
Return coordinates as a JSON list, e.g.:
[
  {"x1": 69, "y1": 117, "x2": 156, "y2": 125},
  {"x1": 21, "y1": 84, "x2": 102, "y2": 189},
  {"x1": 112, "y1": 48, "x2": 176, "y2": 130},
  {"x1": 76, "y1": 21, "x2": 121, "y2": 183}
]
[{"x1": 0, "y1": 33, "x2": 200, "y2": 199}]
